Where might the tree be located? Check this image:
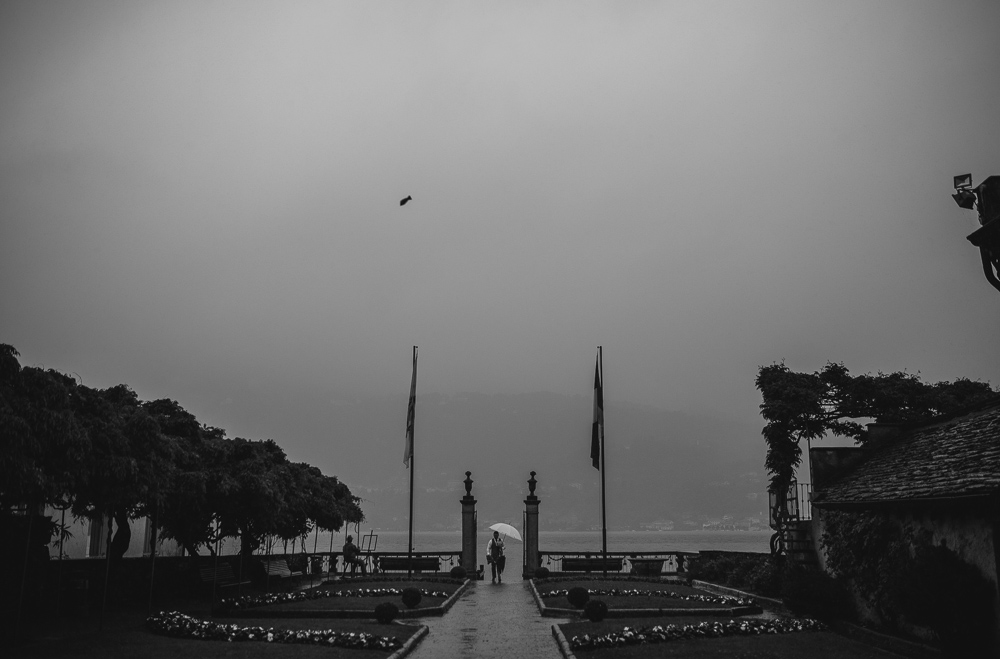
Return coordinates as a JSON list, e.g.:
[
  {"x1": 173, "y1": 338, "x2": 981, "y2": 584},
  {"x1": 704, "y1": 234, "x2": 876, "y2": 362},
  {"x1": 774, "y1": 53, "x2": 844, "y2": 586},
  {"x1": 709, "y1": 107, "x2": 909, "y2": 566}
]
[
  {"x1": 147, "y1": 399, "x2": 225, "y2": 557},
  {"x1": 0, "y1": 345, "x2": 88, "y2": 509},
  {"x1": 215, "y1": 438, "x2": 289, "y2": 558},
  {"x1": 273, "y1": 464, "x2": 363, "y2": 545},
  {"x1": 756, "y1": 362, "x2": 996, "y2": 552},
  {"x1": 69, "y1": 384, "x2": 171, "y2": 564},
  {"x1": 0, "y1": 342, "x2": 366, "y2": 572}
]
